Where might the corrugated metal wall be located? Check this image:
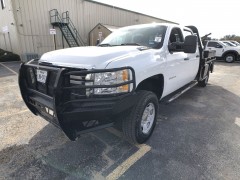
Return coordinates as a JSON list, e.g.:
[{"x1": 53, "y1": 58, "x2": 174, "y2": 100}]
[
  {"x1": 0, "y1": 0, "x2": 19, "y2": 54},
  {"x1": 7, "y1": 0, "x2": 174, "y2": 59}
]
